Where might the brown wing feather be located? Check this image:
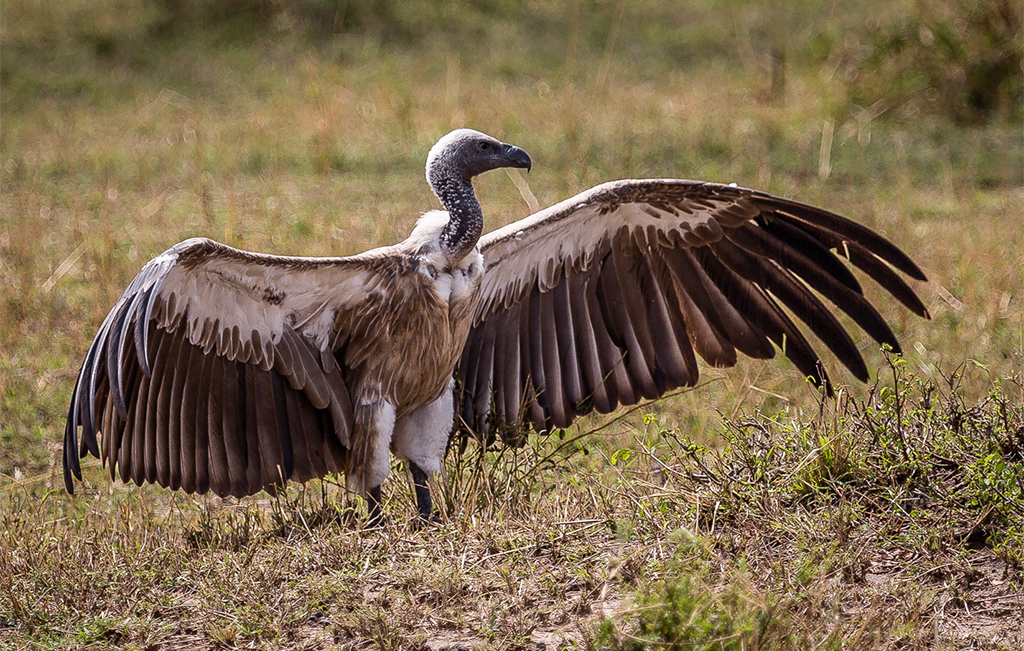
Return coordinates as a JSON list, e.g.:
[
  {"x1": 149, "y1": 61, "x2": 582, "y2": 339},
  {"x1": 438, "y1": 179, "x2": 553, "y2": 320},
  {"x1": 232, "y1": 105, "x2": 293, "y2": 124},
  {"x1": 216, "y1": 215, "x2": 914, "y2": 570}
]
[
  {"x1": 456, "y1": 179, "x2": 928, "y2": 439},
  {"x1": 64, "y1": 237, "x2": 377, "y2": 496}
]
